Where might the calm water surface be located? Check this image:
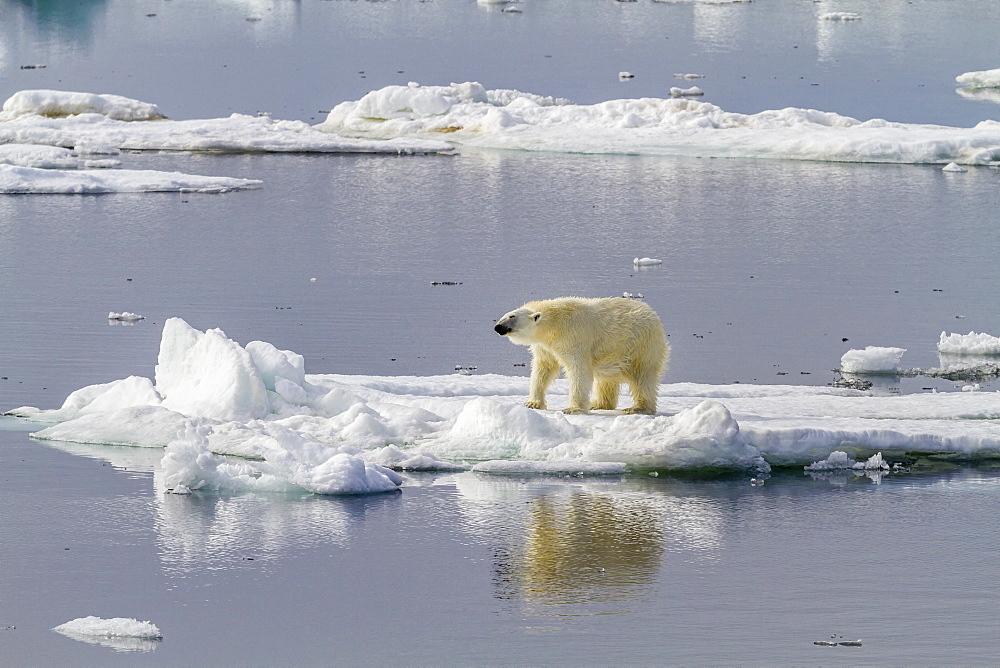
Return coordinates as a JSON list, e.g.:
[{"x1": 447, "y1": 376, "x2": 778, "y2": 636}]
[{"x1": 2, "y1": 0, "x2": 999, "y2": 664}]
